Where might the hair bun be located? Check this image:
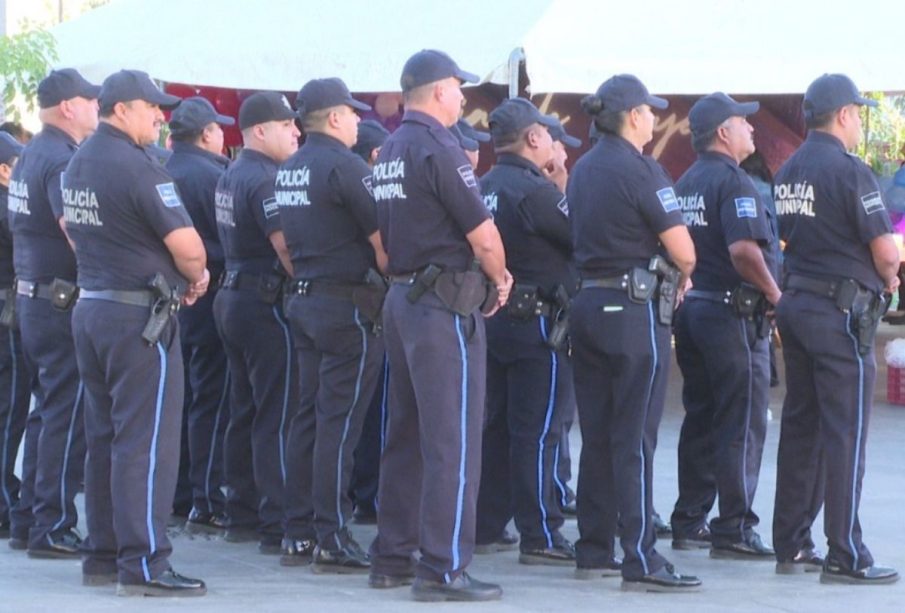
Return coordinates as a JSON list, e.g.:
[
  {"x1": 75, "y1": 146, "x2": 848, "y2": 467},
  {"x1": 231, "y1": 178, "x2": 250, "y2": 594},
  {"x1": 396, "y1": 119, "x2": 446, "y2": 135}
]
[{"x1": 580, "y1": 94, "x2": 603, "y2": 115}]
